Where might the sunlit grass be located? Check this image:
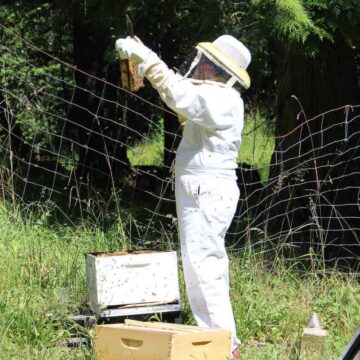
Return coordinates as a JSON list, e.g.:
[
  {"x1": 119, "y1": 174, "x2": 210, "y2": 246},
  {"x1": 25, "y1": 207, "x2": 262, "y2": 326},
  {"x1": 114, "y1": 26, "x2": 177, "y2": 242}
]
[
  {"x1": 127, "y1": 124, "x2": 164, "y2": 167},
  {"x1": 239, "y1": 111, "x2": 275, "y2": 182},
  {"x1": 127, "y1": 112, "x2": 275, "y2": 182},
  {"x1": 230, "y1": 256, "x2": 360, "y2": 359},
  {"x1": 0, "y1": 204, "x2": 359, "y2": 359}
]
